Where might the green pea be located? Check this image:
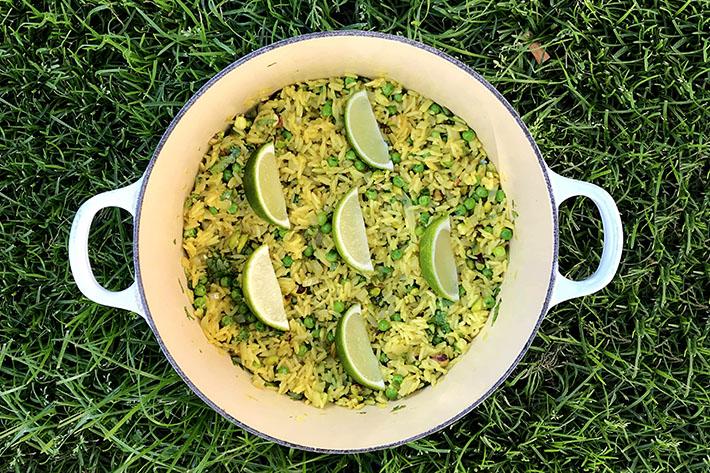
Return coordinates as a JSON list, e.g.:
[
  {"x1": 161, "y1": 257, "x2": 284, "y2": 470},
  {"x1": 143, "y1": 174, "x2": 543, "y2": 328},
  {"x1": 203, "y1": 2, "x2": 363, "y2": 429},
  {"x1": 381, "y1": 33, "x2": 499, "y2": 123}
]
[
  {"x1": 303, "y1": 316, "x2": 315, "y2": 329},
  {"x1": 420, "y1": 212, "x2": 431, "y2": 225},
  {"x1": 275, "y1": 140, "x2": 286, "y2": 150},
  {"x1": 321, "y1": 100, "x2": 333, "y2": 117},
  {"x1": 493, "y1": 246, "x2": 507, "y2": 258},
  {"x1": 278, "y1": 228, "x2": 288, "y2": 239},
  {"x1": 416, "y1": 195, "x2": 429, "y2": 206},
  {"x1": 326, "y1": 249, "x2": 338, "y2": 262},
  {"x1": 227, "y1": 203, "x2": 238, "y2": 214},
  {"x1": 484, "y1": 295, "x2": 496, "y2": 309},
  {"x1": 245, "y1": 311, "x2": 256, "y2": 323},
  {"x1": 220, "y1": 276, "x2": 231, "y2": 287},
  {"x1": 500, "y1": 228, "x2": 513, "y2": 240},
  {"x1": 385, "y1": 386, "x2": 398, "y2": 400},
  {"x1": 327, "y1": 331, "x2": 336, "y2": 343},
  {"x1": 333, "y1": 301, "x2": 345, "y2": 313},
  {"x1": 232, "y1": 163, "x2": 242, "y2": 173},
  {"x1": 461, "y1": 129, "x2": 475, "y2": 142},
  {"x1": 464, "y1": 197, "x2": 477, "y2": 210},
  {"x1": 381, "y1": 82, "x2": 394, "y2": 96},
  {"x1": 282, "y1": 129, "x2": 293, "y2": 140},
  {"x1": 496, "y1": 189, "x2": 506, "y2": 202},
  {"x1": 392, "y1": 176, "x2": 405, "y2": 188},
  {"x1": 255, "y1": 321, "x2": 266, "y2": 331},
  {"x1": 428, "y1": 103, "x2": 442, "y2": 115},
  {"x1": 391, "y1": 313, "x2": 402, "y2": 322},
  {"x1": 312, "y1": 328, "x2": 320, "y2": 339},
  {"x1": 345, "y1": 149, "x2": 356, "y2": 160},
  {"x1": 378, "y1": 319, "x2": 391, "y2": 331},
  {"x1": 193, "y1": 284, "x2": 206, "y2": 296},
  {"x1": 413, "y1": 163, "x2": 425, "y2": 173},
  {"x1": 183, "y1": 228, "x2": 197, "y2": 239},
  {"x1": 194, "y1": 296, "x2": 206, "y2": 308},
  {"x1": 222, "y1": 169, "x2": 233, "y2": 182},
  {"x1": 220, "y1": 190, "x2": 232, "y2": 200},
  {"x1": 476, "y1": 186, "x2": 489, "y2": 198},
  {"x1": 303, "y1": 245, "x2": 314, "y2": 257},
  {"x1": 238, "y1": 328, "x2": 249, "y2": 341},
  {"x1": 481, "y1": 267, "x2": 493, "y2": 279},
  {"x1": 317, "y1": 212, "x2": 328, "y2": 226},
  {"x1": 321, "y1": 222, "x2": 332, "y2": 234},
  {"x1": 277, "y1": 366, "x2": 289, "y2": 374},
  {"x1": 455, "y1": 204, "x2": 467, "y2": 216},
  {"x1": 198, "y1": 275, "x2": 208, "y2": 285},
  {"x1": 378, "y1": 265, "x2": 394, "y2": 276},
  {"x1": 230, "y1": 289, "x2": 241, "y2": 300},
  {"x1": 282, "y1": 255, "x2": 293, "y2": 268},
  {"x1": 415, "y1": 226, "x2": 425, "y2": 237},
  {"x1": 387, "y1": 105, "x2": 398, "y2": 115},
  {"x1": 390, "y1": 152, "x2": 401, "y2": 164},
  {"x1": 327, "y1": 156, "x2": 339, "y2": 167},
  {"x1": 366, "y1": 189, "x2": 378, "y2": 201},
  {"x1": 369, "y1": 287, "x2": 381, "y2": 297},
  {"x1": 221, "y1": 315, "x2": 234, "y2": 326},
  {"x1": 297, "y1": 345, "x2": 308, "y2": 356},
  {"x1": 379, "y1": 352, "x2": 389, "y2": 364},
  {"x1": 392, "y1": 374, "x2": 404, "y2": 385},
  {"x1": 344, "y1": 76, "x2": 356, "y2": 86},
  {"x1": 391, "y1": 248, "x2": 403, "y2": 261},
  {"x1": 354, "y1": 160, "x2": 367, "y2": 172},
  {"x1": 393, "y1": 93, "x2": 403, "y2": 102},
  {"x1": 209, "y1": 206, "x2": 218, "y2": 215}
]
